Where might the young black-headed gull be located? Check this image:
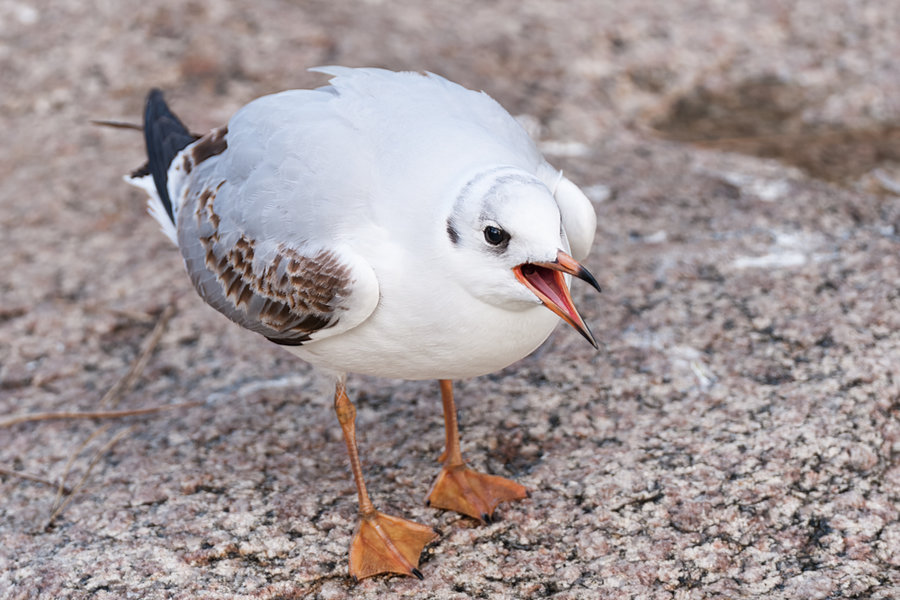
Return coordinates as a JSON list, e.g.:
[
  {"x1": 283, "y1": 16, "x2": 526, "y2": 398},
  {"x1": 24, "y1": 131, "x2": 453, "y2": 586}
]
[{"x1": 128, "y1": 67, "x2": 600, "y2": 581}]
